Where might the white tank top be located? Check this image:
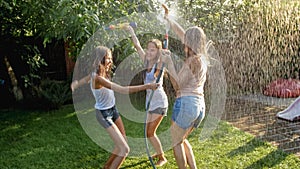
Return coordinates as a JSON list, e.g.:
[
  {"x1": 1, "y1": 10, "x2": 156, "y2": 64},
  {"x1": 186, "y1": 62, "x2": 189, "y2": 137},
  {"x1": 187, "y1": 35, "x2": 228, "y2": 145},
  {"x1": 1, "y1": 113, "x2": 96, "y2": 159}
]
[
  {"x1": 144, "y1": 63, "x2": 168, "y2": 111},
  {"x1": 90, "y1": 73, "x2": 115, "y2": 110}
]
